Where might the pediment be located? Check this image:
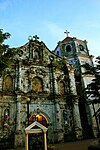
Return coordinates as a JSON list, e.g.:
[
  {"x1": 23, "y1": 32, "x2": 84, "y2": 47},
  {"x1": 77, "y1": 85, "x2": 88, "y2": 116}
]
[{"x1": 25, "y1": 121, "x2": 47, "y2": 134}]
